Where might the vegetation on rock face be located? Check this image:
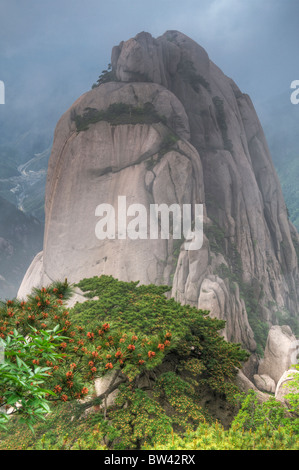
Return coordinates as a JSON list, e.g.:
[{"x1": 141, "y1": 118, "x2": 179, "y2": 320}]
[
  {"x1": 278, "y1": 157, "x2": 299, "y2": 231},
  {"x1": 0, "y1": 275, "x2": 298, "y2": 450},
  {"x1": 146, "y1": 130, "x2": 179, "y2": 170},
  {"x1": 73, "y1": 102, "x2": 167, "y2": 132},
  {"x1": 0, "y1": 327, "x2": 64, "y2": 432}
]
